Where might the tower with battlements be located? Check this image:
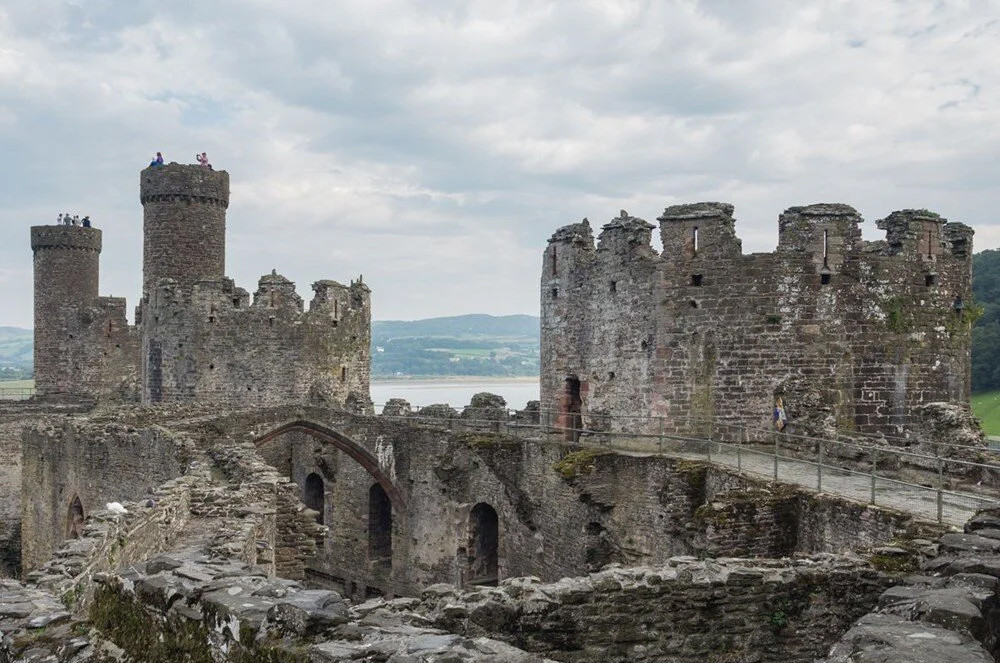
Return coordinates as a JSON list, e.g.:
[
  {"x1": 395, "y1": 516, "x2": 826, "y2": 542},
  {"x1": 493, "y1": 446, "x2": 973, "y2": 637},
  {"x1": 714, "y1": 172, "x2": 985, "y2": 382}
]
[
  {"x1": 541, "y1": 203, "x2": 975, "y2": 441},
  {"x1": 30, "y1": 162, "x2": 372, "y2": 410},
  {"x1": 30, "y1": 225, "x2": 140, "y2": 400}
]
